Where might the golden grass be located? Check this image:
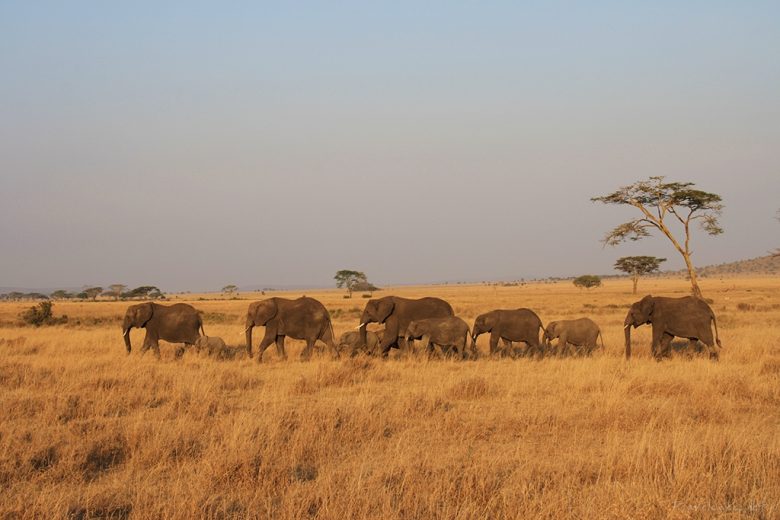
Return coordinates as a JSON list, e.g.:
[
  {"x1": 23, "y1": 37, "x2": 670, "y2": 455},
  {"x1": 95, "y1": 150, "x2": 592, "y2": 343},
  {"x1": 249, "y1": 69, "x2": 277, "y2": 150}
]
[{"x1": 1, "y1": 277, "x2": 779, "y2": 518}]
